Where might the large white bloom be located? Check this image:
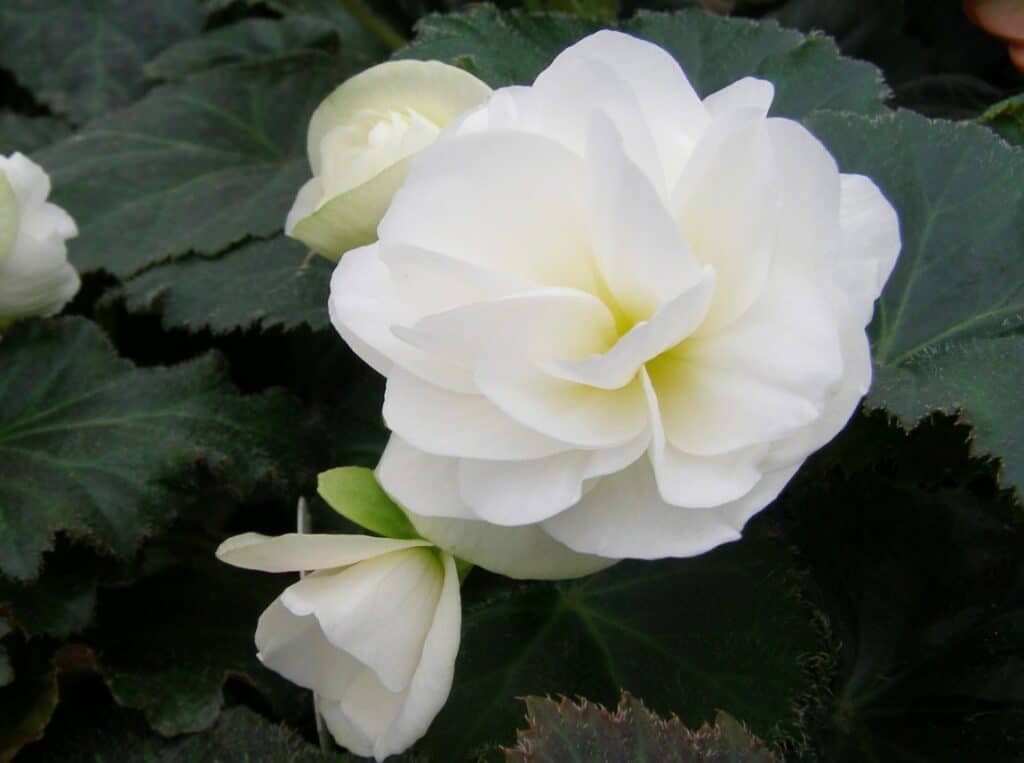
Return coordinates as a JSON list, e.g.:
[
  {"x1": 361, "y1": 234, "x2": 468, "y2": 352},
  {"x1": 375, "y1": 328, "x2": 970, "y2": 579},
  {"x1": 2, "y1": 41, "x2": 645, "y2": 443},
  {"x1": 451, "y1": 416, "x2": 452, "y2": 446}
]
[
  {"x1": 0, "y1": 153, "x2": 79, "y2": 323},
  {"x1": 286, "y1": 60, "x2": 491, "y2": 259},
  {"x1": 216, "y1": 533, "x2": 460, "y2": 760},
  {"x1": 329, "y1": 32, "x2": 901, "y2": 577}
]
